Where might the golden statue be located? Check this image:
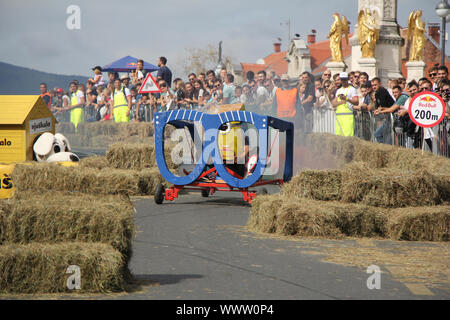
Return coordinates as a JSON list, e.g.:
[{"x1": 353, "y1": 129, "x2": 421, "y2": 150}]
[
  {"x1": 357, "y1": 9, "x2": 380, "y2": 58},
  {"x1": 408, "y1": 10, "x2": 426, "y2": 61},
  {"x1": 328, "y1": 13, "x2": 349, "y2": 63}
]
